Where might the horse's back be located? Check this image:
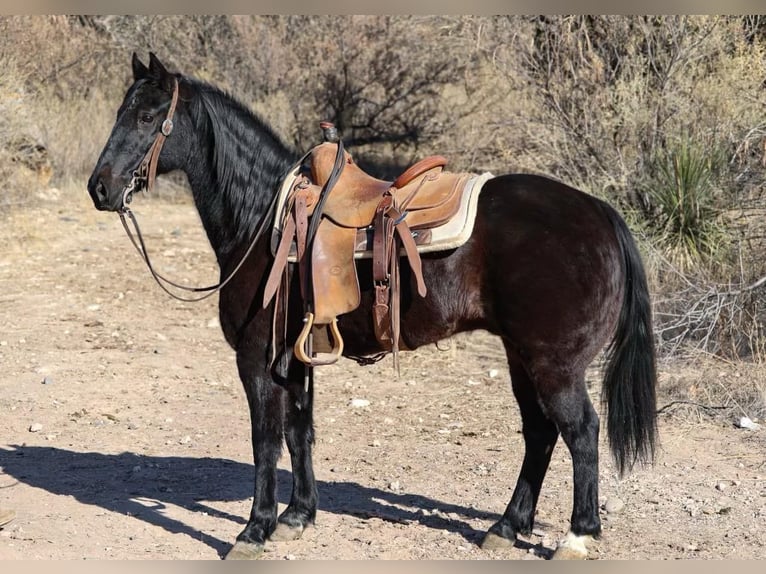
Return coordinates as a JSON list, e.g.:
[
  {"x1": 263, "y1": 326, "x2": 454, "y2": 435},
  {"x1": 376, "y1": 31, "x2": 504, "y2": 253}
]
[{"x1": 478, "y1": 173, "x2": 619, "y2": 246}]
